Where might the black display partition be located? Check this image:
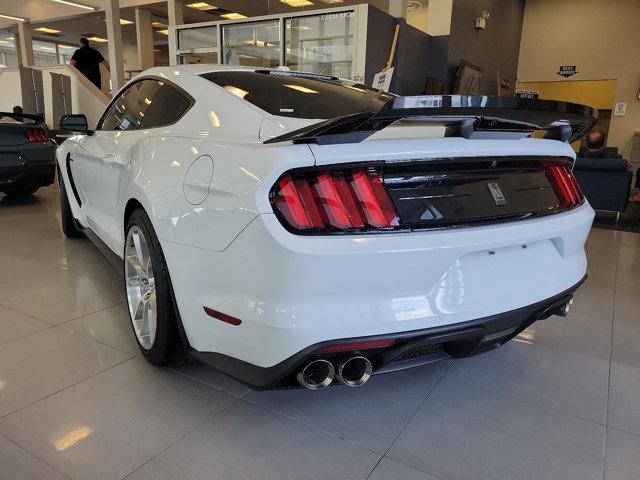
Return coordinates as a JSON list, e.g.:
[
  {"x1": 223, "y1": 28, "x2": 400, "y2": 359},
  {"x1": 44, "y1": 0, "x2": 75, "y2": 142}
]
[{"x1": 364, "y1": 5, "x2": 449, "y2": 96}]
